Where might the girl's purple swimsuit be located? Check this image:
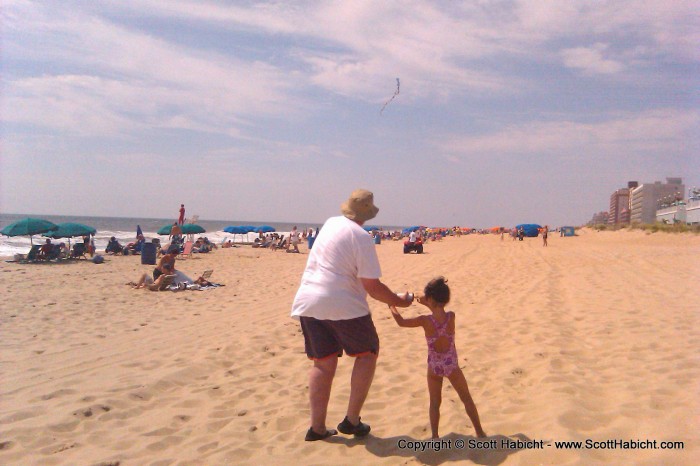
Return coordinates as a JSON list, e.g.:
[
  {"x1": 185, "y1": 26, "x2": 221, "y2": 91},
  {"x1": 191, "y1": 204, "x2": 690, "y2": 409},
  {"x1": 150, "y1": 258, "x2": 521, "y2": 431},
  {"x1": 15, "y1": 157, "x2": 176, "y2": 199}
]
[{"x1": 425, "y1": 312, "x2": 458, "y2": 377}]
